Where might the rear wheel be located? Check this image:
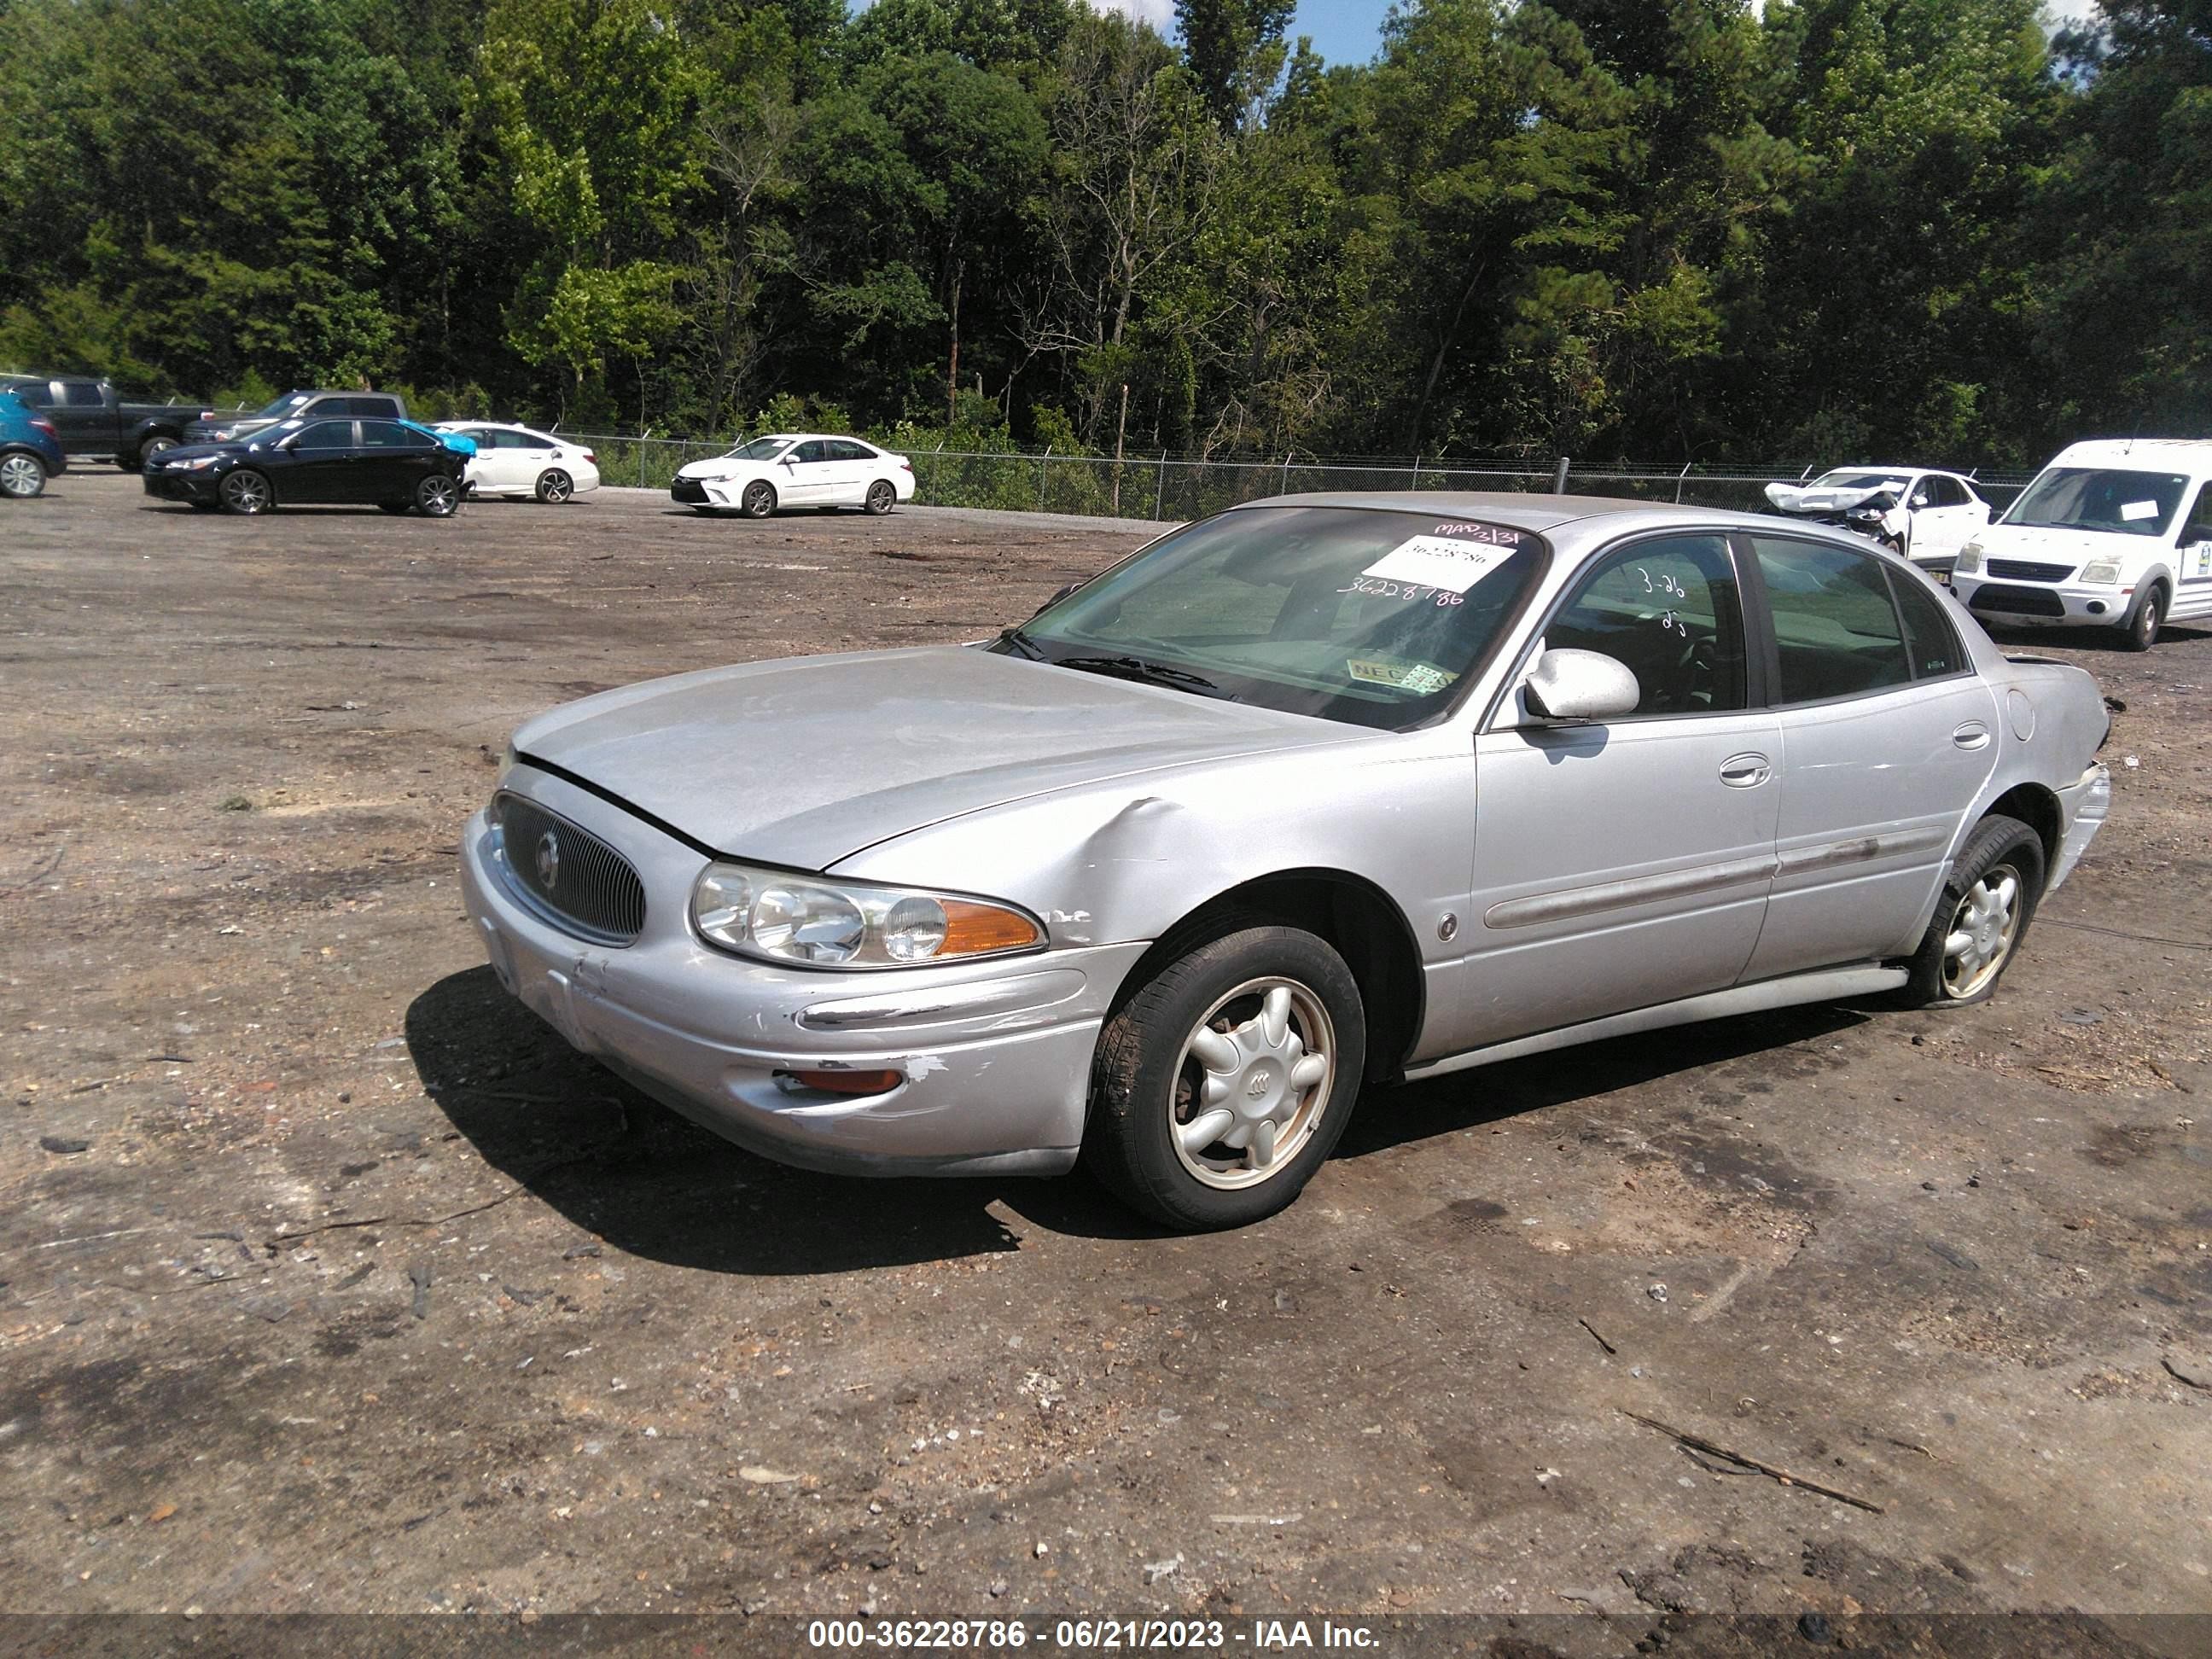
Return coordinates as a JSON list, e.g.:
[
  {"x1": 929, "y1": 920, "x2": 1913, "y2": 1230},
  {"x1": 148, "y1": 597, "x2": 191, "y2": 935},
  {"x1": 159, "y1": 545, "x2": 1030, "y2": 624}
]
[
  {"x1": 2121, "y1": 582, "x2": 2166, "y2": 652},
  {"x1": 416, "y1": 474, "x2": 460, "y2": 517},
  {"x1": 1, "y1": 452, "x2": 47, "y2": 498},
  {"x1": 741, "y1": 480, "x2": 776, "y2": 518},
  {"x1": 218, "y1": 469, "x2": 272, "y2": 515},
  {"x1": 1900, "y1": 813, "x2": 2045, "y2": 1008},
  {"x1": 130, "y1": 434, "x2": 179, "y2": 471},
  {"x1": 535, "y1": 468, "x2": 573, "y2": 504},
  {"x1": 1085, "y1": 925, "x2": 1365, "y2": 1231},
  {"x1": 864, "y1": 479, "x2": 896, "y2": 515}
]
